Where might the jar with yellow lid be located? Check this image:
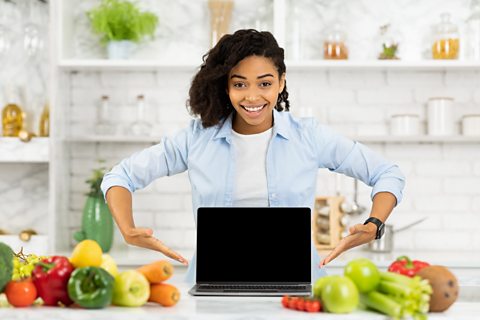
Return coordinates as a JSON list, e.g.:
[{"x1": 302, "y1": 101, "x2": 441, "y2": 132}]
[{"x1": 431, "y1": 13, "x2": 460, "y2": 59}]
